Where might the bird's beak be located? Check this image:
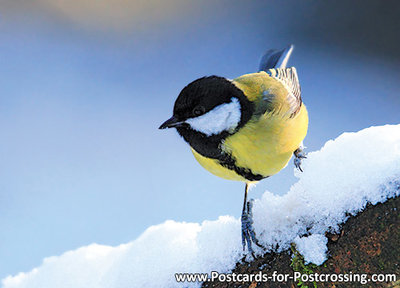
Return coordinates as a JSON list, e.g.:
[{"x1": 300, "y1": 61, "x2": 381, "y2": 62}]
[{"x1": 159, "y1": 116, "x2": 185, "y2": 129}]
